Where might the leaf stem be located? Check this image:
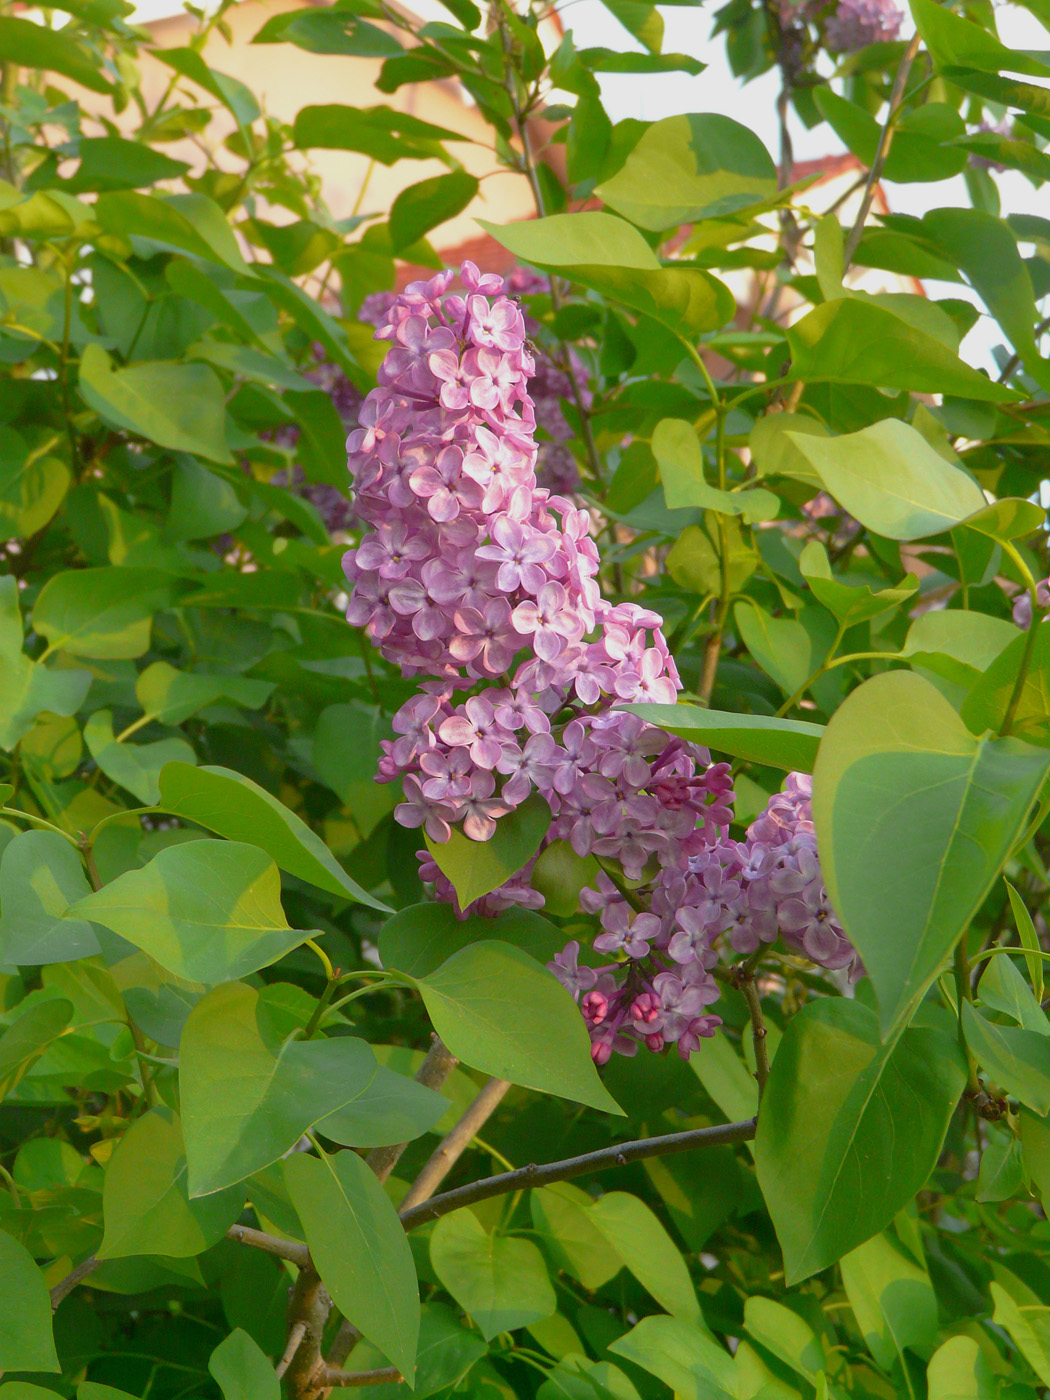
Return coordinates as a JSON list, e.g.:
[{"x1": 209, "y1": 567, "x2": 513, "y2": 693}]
[
  {"x1": 998, "y1": 539, "x2": 1044, "y2": 737},
  {"x1": 953, "y1": 931, "x2": 981, "y2": 1099}
]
